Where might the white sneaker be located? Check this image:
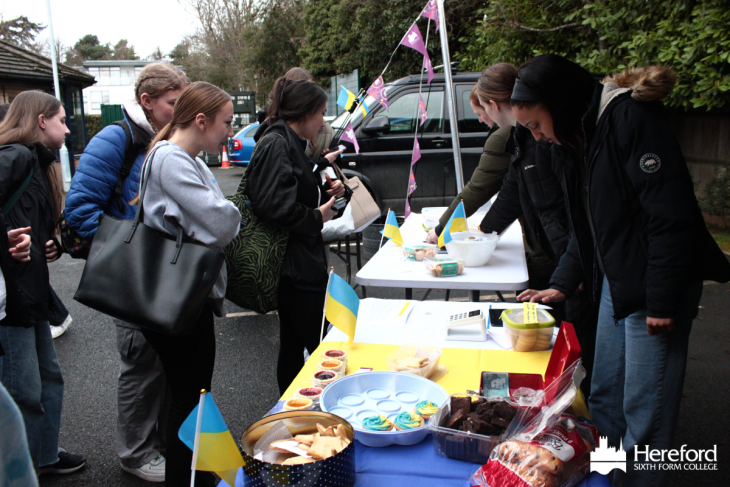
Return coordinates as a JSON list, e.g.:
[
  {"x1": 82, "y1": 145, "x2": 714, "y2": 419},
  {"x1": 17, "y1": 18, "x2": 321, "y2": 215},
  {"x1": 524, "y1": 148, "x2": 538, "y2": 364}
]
[
  {"x1": 120, "y1": 455, "x2": 165, "y2": 482},
  {"x1": 51, "y1": 315, "x2": 73, "y2": 339}
]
